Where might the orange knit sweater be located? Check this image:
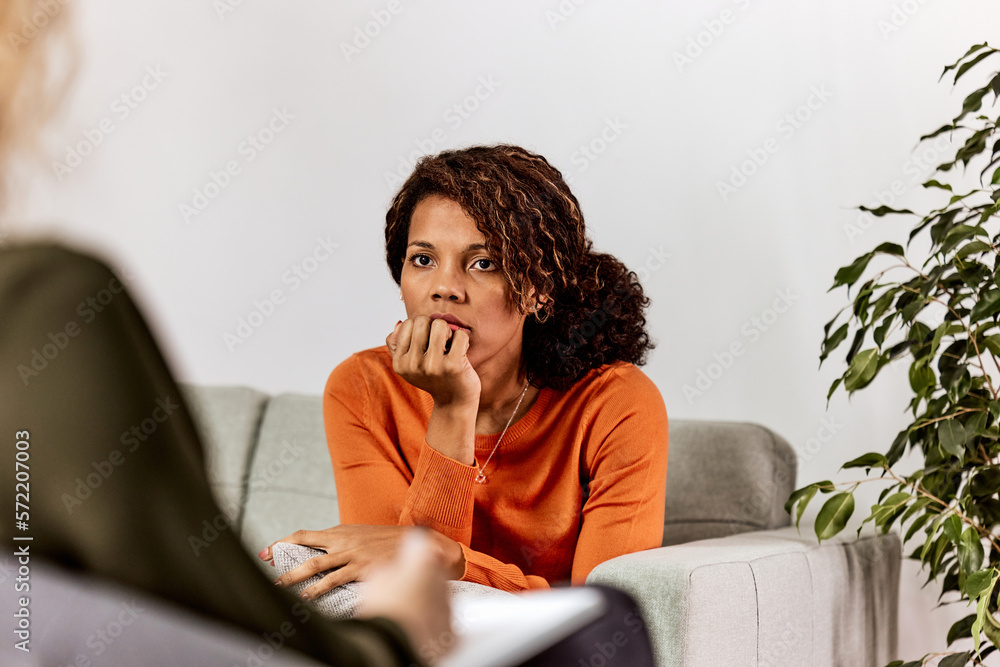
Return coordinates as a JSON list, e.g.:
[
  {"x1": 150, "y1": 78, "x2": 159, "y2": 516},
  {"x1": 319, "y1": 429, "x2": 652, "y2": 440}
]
[{"x1": 323, "y1": 345, "x2": 668, "y2": 592}]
